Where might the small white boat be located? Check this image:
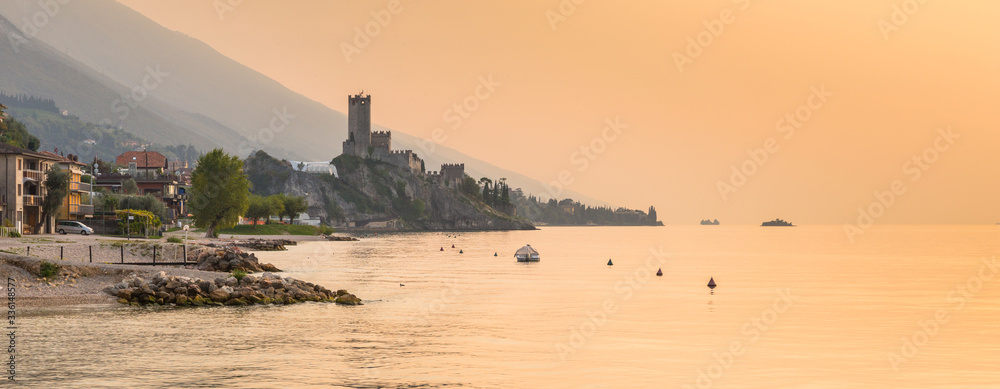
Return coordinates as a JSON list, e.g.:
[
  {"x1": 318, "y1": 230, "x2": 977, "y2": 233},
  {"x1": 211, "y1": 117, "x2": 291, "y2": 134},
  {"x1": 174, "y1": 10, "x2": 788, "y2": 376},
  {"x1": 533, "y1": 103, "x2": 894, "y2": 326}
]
[{"x1": 514, "y1": 244, "x2": 540, "y2": 262}]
